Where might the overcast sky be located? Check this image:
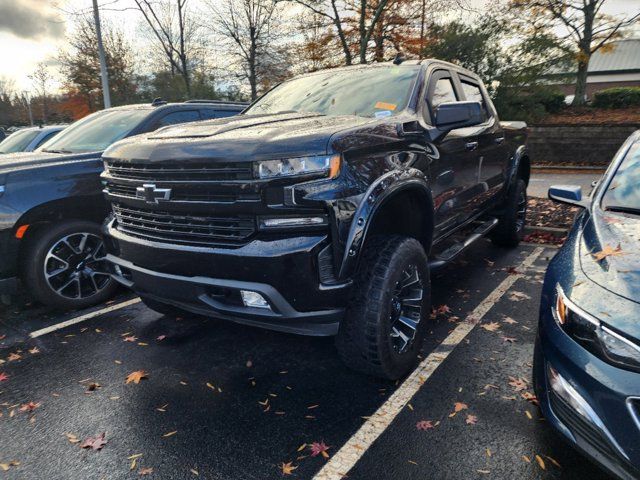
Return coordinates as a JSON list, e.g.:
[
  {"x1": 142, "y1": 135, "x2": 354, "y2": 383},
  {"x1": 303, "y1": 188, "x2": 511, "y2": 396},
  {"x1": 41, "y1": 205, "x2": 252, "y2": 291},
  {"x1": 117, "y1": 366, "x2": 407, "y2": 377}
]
[{"x1": 0, "y1": 0, "x2": 637, "y2": 93}]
